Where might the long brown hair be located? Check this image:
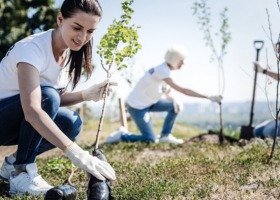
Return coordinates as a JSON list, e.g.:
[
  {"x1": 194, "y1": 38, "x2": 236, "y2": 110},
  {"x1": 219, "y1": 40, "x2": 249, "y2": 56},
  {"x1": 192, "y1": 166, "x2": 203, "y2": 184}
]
[{"x1": 60, "y1": 0, "x2": 102, "y2": 89}]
